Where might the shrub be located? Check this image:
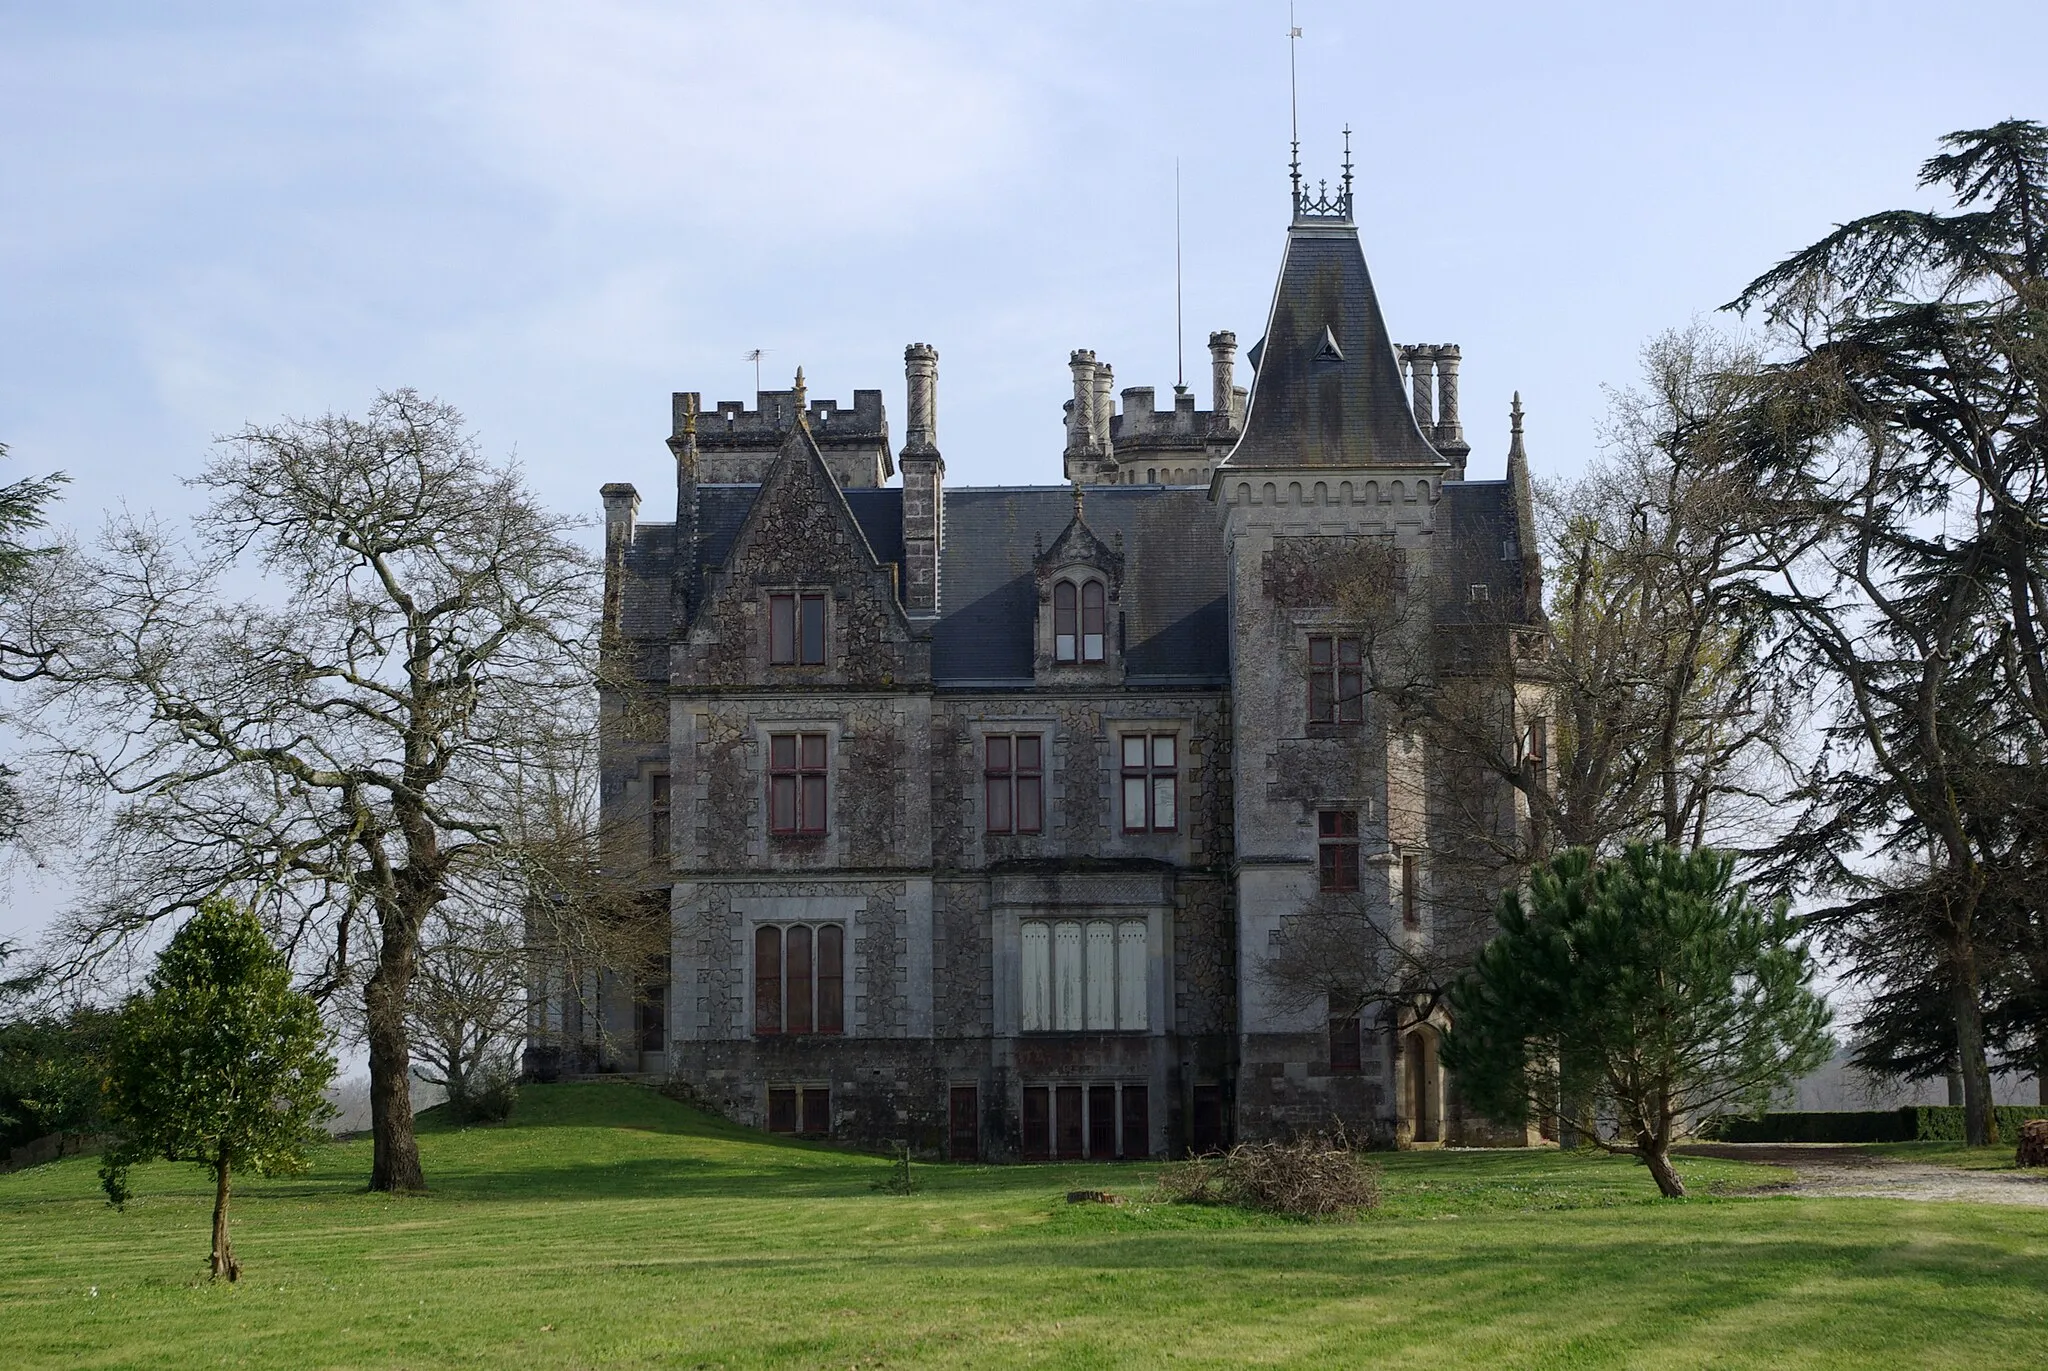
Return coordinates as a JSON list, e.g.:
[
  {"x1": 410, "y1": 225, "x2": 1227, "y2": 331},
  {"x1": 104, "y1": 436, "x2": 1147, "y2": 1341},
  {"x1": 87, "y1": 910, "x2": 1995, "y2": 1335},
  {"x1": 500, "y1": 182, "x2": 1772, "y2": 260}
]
[
  {"x1": 1697, "y1": 1105, "x2": 2048, "y2": 1144},
  {"x1": 1152, "y1": 1136, "x2": 1381, "y2": 1220},
  {"x1": 448, "y1": 1070, "x2": 519, "y2": 1126}
]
